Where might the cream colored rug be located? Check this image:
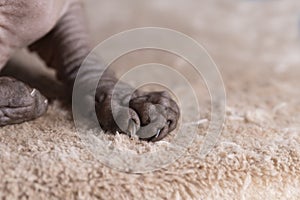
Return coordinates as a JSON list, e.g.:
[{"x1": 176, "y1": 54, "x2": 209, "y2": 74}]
[{"x1": 1, "y1": 0, "x2": 300, "y2": 199}]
